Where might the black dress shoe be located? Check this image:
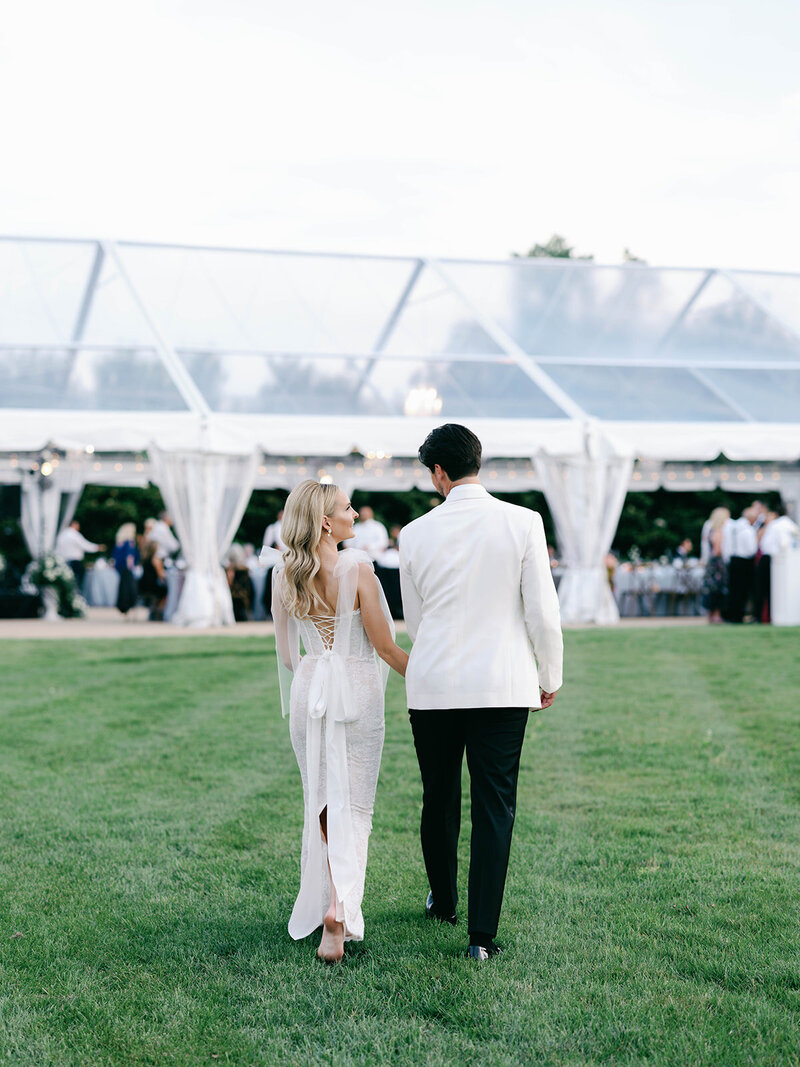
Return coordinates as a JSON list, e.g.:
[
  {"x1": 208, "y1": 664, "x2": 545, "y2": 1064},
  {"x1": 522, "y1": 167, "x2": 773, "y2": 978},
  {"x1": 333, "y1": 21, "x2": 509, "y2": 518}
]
[
  {"x1": 467, "y1": 941, "x2": 502, "y2": 960},
  {"x1": 425, "y1": 891, "x2": 457, "y2": 926}
]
